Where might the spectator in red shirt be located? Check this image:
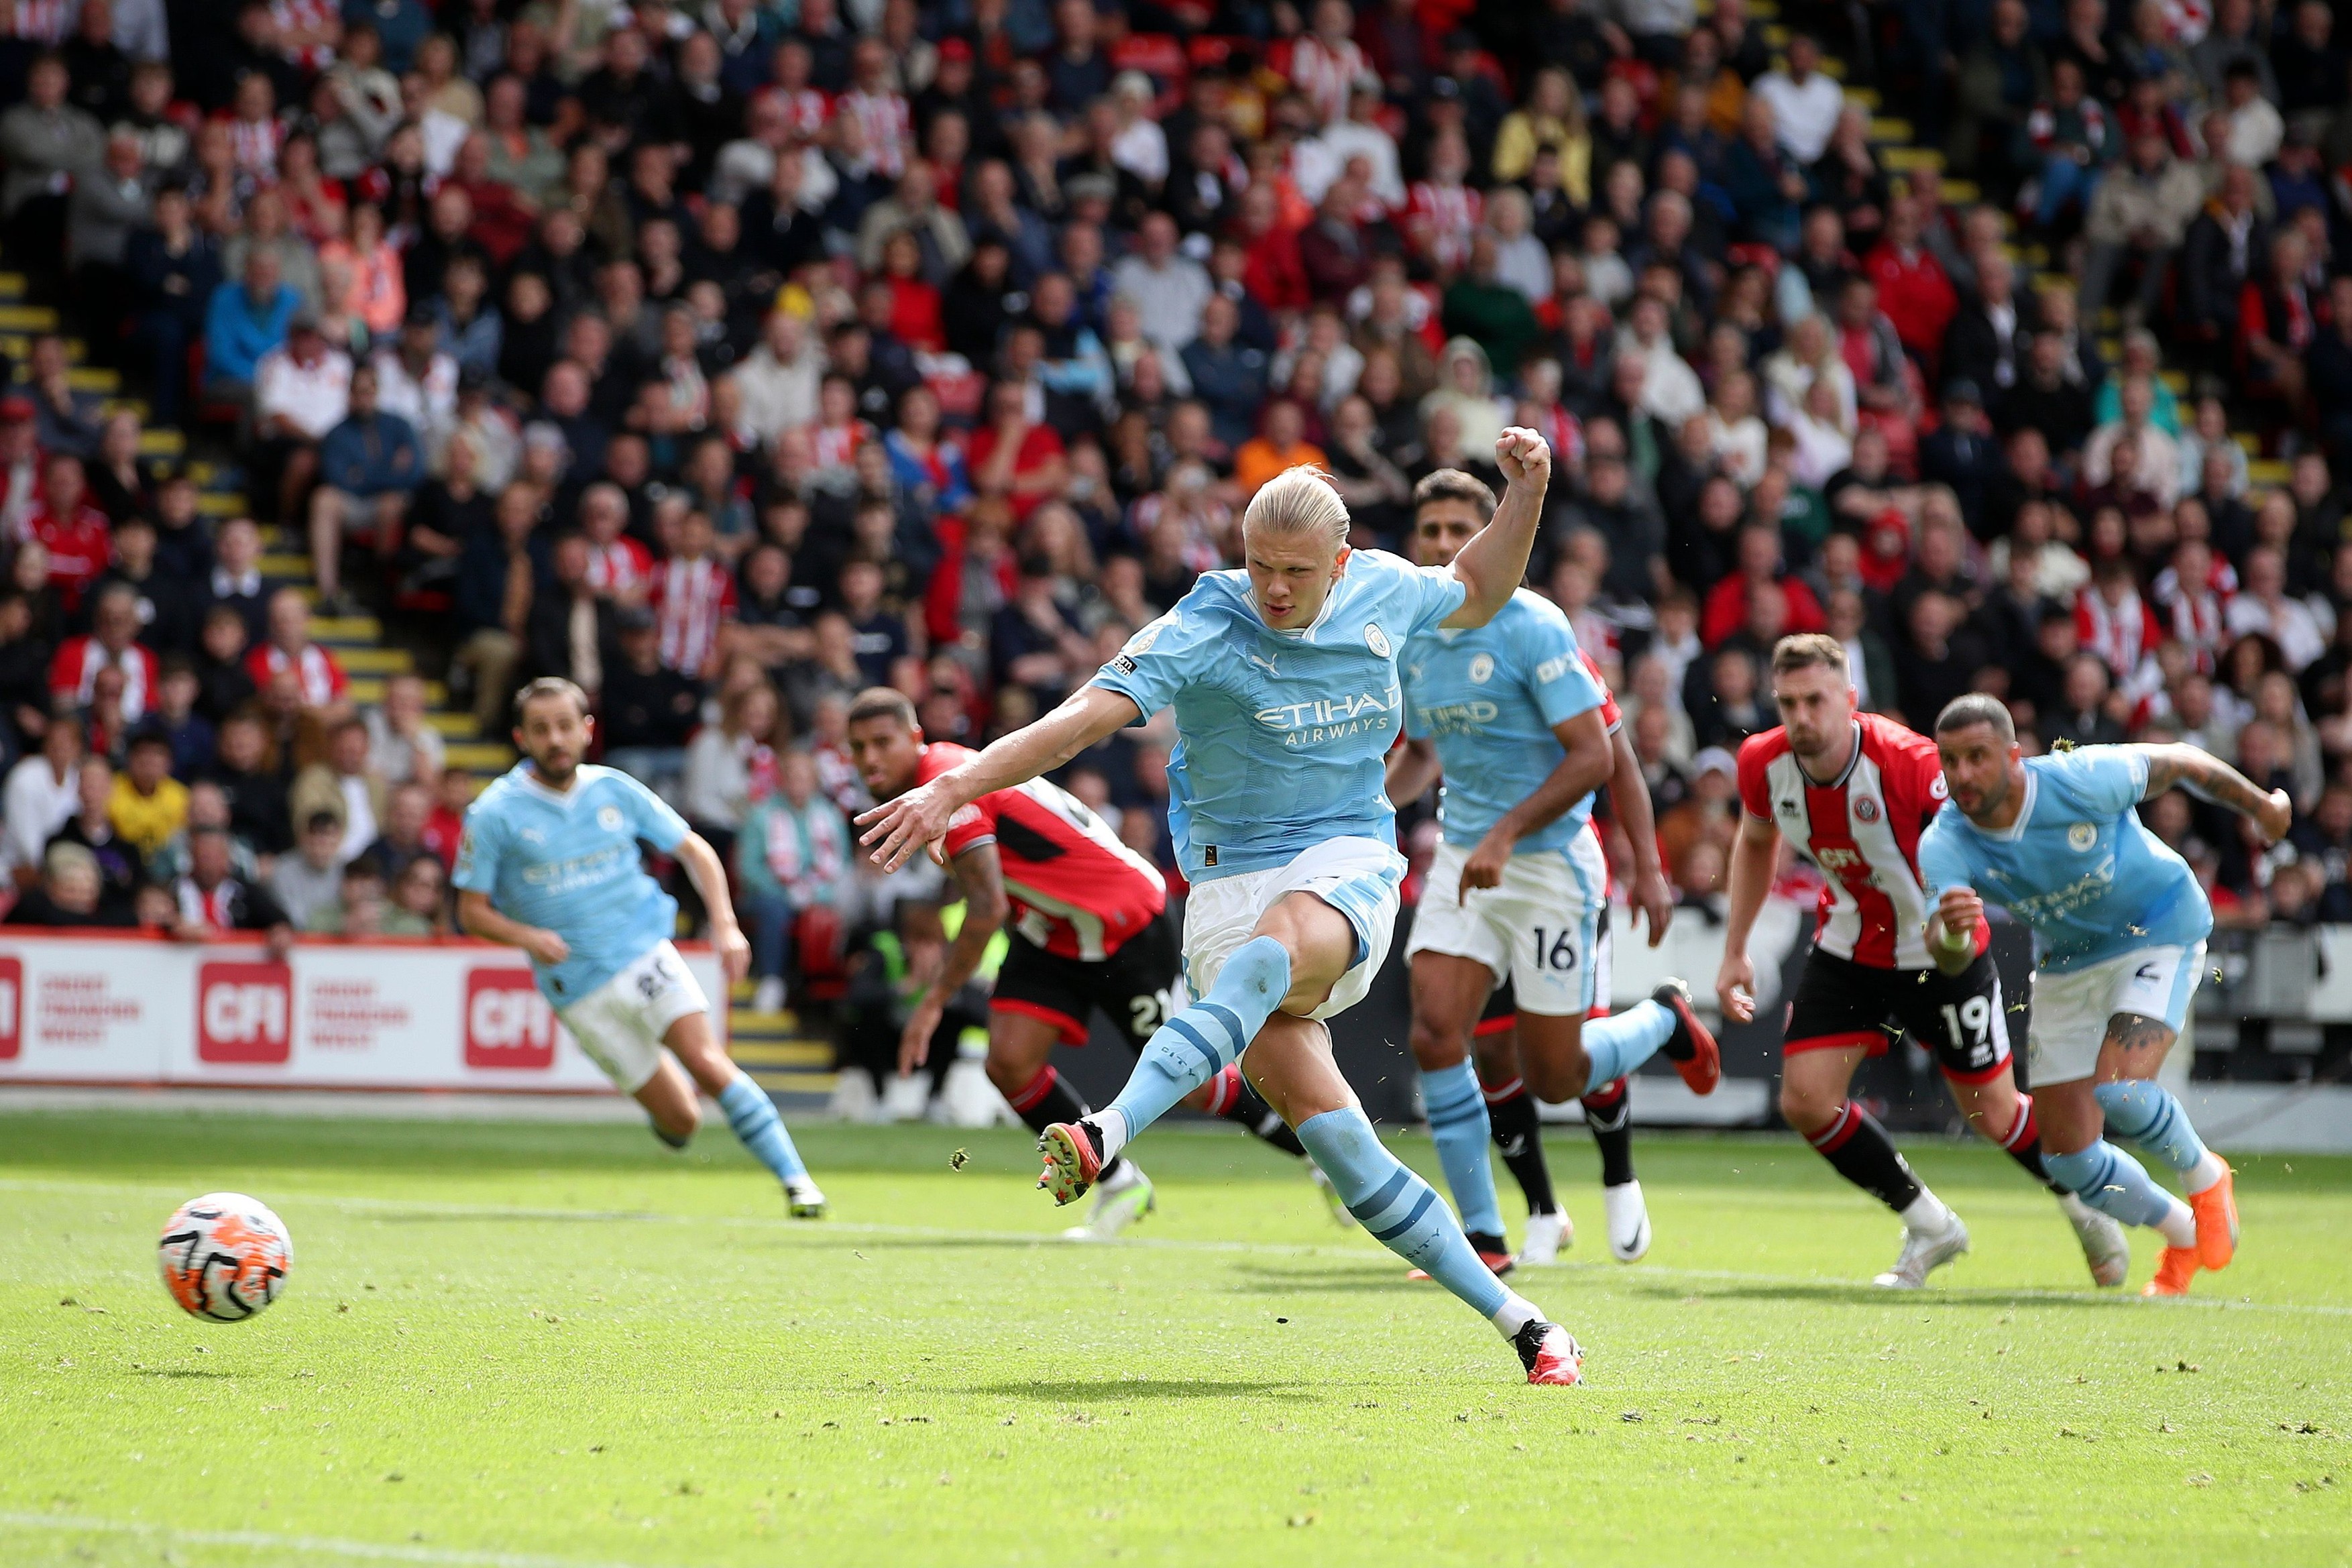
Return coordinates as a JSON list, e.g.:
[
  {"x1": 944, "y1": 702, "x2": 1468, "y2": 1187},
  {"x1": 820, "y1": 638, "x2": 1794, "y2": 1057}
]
[
  {"x1": 966, "y1": 378, "x2": 1068, "y2": 522},
  {"x1": 1700, "y1": 523, "x2": 1828, "y2": 647},
  {"x1": 1862, "y1": 197, "x2": 1958, "y2": 372},
  {"x1": 23, "y1": 453, "x2": 112, "y2": 613}
]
